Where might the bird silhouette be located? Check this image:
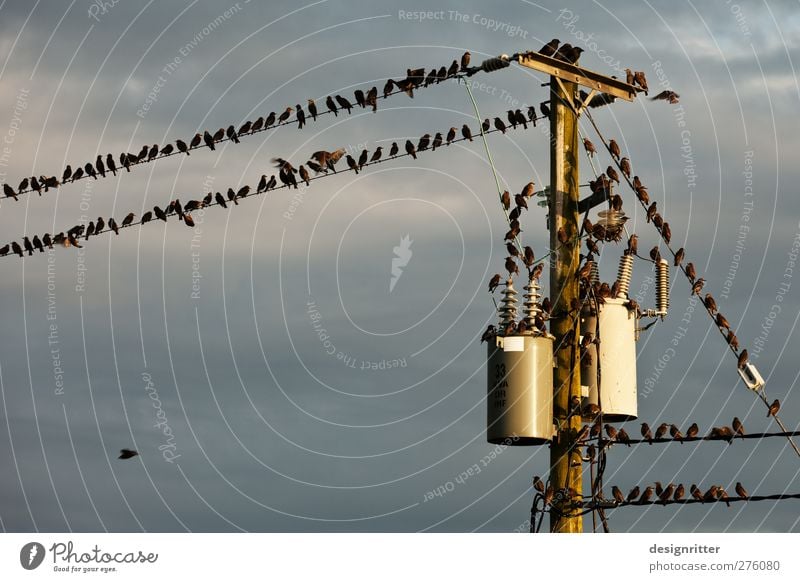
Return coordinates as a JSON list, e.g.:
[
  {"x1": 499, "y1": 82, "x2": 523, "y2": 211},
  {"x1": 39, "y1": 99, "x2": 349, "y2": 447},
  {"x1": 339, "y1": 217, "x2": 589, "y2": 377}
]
[
  {"x1": 389, "y1": 142, "x2": 399, "y2": 157},
  {"x1": 640, "y1": 423, "x2": 653, "y2": 443},
  {"x1": 405, "y1": 140, "x2": 416, "y2": 159},
  {"x1": 461, "y1": 124, "x2": 472, "y2": 142},
  {"x1": 735, "y1": 482, "x2": 748, "y2": 499},
  {"x1": 335, "y1": 95, "x2": 353, "y2": 114},
  {"x1": 307, "y1": 99, "x2": 318, "y2": 121},
  {"x1": 118, "y1": 449, "x2": 138, "y2": 460},
  {"x1": 203, "y1": 131, "x2": 215, "y2": 150},
  {"x1": 296, "y1": 105, "x2": 306, "y2": 129}
]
